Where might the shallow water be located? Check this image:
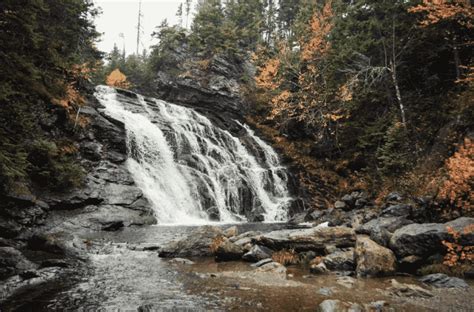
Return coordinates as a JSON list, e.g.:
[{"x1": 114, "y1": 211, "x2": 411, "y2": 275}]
[{"x1": 12, "y1": 224, "x2": 474, "y2": 311}]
